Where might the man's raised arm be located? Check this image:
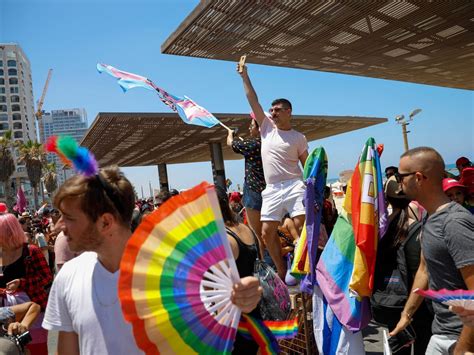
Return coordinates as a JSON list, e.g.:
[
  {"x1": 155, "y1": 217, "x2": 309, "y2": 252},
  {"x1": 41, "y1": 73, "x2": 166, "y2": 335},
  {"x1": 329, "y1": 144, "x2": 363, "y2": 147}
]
[{"x1": 237, "y1": 64, "x2": 266, "y2": 127}]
